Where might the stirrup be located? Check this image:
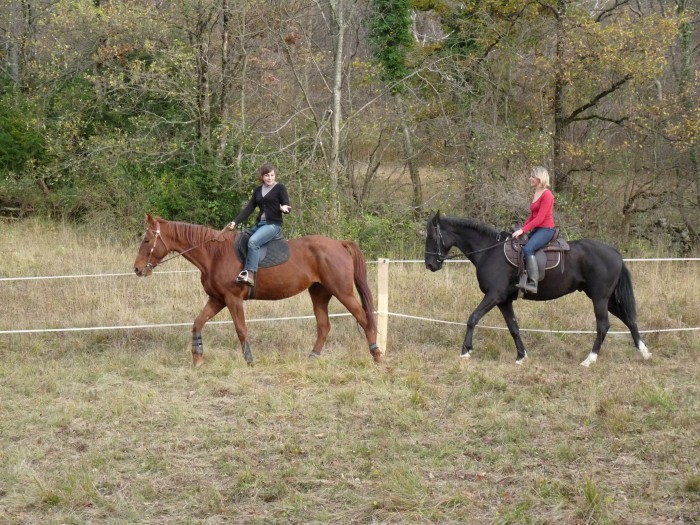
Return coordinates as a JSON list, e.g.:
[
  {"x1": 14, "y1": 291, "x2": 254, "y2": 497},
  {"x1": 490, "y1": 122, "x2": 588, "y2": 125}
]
[
  {"x1": 524, "y1": 279, "x2": 538, "y2": 294},
  {"x1": 237, "y1": 270, "x2": 255, "y2": 286}
]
